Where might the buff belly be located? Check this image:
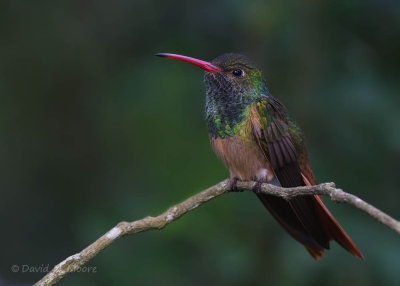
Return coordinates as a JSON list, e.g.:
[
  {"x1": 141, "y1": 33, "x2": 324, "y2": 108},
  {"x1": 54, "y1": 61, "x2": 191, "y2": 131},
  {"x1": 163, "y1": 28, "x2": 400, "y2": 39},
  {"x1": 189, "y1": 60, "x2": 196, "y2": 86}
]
[{"x1": 209, "y1": 135, "x2": 274, "y2": 182}]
